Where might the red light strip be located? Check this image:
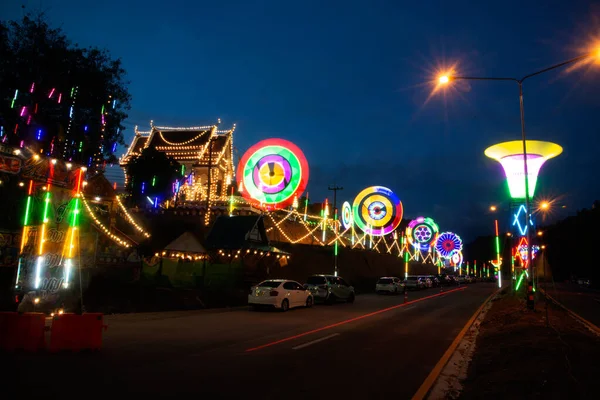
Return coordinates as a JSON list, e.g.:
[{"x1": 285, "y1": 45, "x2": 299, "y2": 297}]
[{"x1": 245, "y1": 286, "x2": 467, "y2": 352}]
